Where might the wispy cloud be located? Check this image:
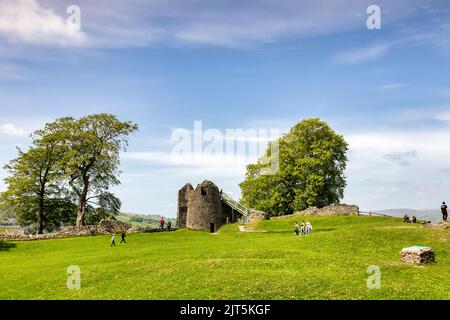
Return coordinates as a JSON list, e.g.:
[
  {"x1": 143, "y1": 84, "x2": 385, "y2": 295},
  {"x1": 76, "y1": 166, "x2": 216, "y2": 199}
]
[
  {"x1": 391, "y1": 106, "x2": 450, "y2": 123},
  {"x1": 122, "y1": 151, "x2": 259, "y2": 167},
  {"x1": 0, "y1": 123, "x2": 27, "y2": 137},
  {"x1": 0, "y1": 63, "x2": 27, "y2": 80},
  {"x1": 383, "y1": 150, "x2": 418, "y2": 167},
  {"x1": 433, "y1": 111, "x2": 450, "y2": 121},
  {"x1": 380, "y1": 83, "x2": 406, "y2": 90},
  {"x1": 0, "y1": 0, "x2": 423, "y2": 49},
  {"x1": 333, "y1": 43, "x2": 389, "y2": 64}
]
